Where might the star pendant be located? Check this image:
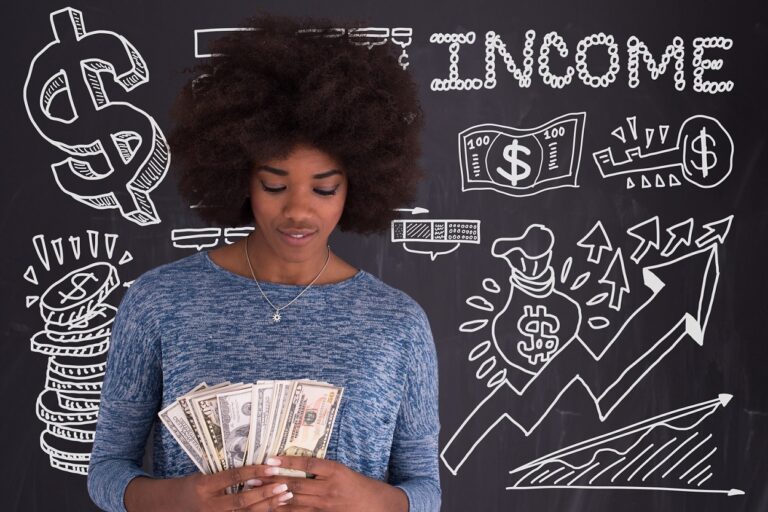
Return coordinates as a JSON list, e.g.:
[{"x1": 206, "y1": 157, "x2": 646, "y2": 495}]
[{"x1": 272, "y1": 310, "x2": 281, "y2": 323}]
